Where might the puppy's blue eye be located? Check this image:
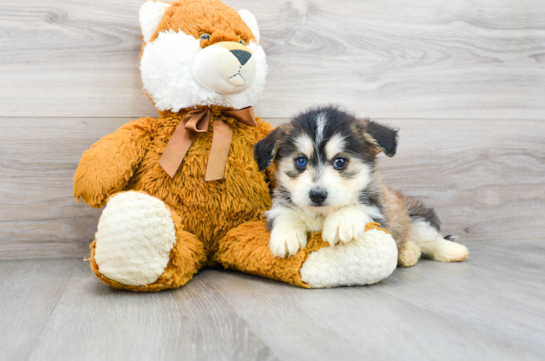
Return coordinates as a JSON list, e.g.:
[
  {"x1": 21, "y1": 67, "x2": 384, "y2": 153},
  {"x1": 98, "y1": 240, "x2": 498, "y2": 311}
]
[
  {"x1": 200, "y1": 33, "x2": 211, "y2": 41},
  {"x1": 239, "y1": 39, "x2": 246, "y2": 46},
  {"x1": 295, "y1": 157, "x2": 307, "y2": 168},
  {"x1": 333, "y1": 157, "x2": 348, "y2": 170}
]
